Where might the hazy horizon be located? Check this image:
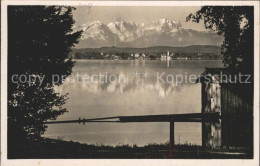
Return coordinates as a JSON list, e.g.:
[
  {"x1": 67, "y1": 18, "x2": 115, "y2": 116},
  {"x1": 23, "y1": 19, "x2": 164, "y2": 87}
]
[{"x1": 72, "y1": 45, "x2": 221, "y2": 49}]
